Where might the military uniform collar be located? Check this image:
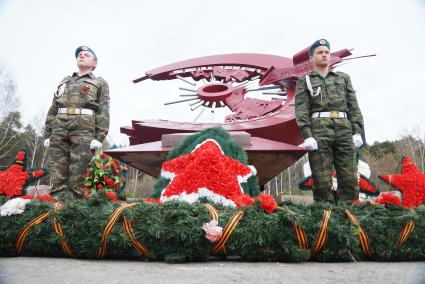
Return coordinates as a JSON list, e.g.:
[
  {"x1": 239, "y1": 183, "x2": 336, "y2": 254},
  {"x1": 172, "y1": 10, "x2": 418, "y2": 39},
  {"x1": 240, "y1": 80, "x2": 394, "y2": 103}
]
[
  {"x1": 72, "y1": 72, "x2": 96, "y2": 79},
  {"x1": 309, "y1": 70, "x2": 336, "y2": 77}
]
